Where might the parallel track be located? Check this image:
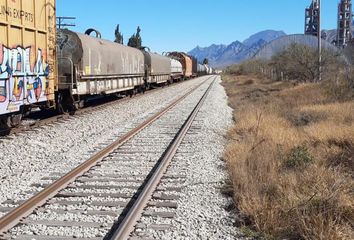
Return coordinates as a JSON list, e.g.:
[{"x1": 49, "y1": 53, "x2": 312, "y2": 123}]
[
  {"x1": 0, "y1": 79, "x2": 199, "y2": 137},
  {"x1": 0, "y1": 76, "x2": 216, "y2": 240}
]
